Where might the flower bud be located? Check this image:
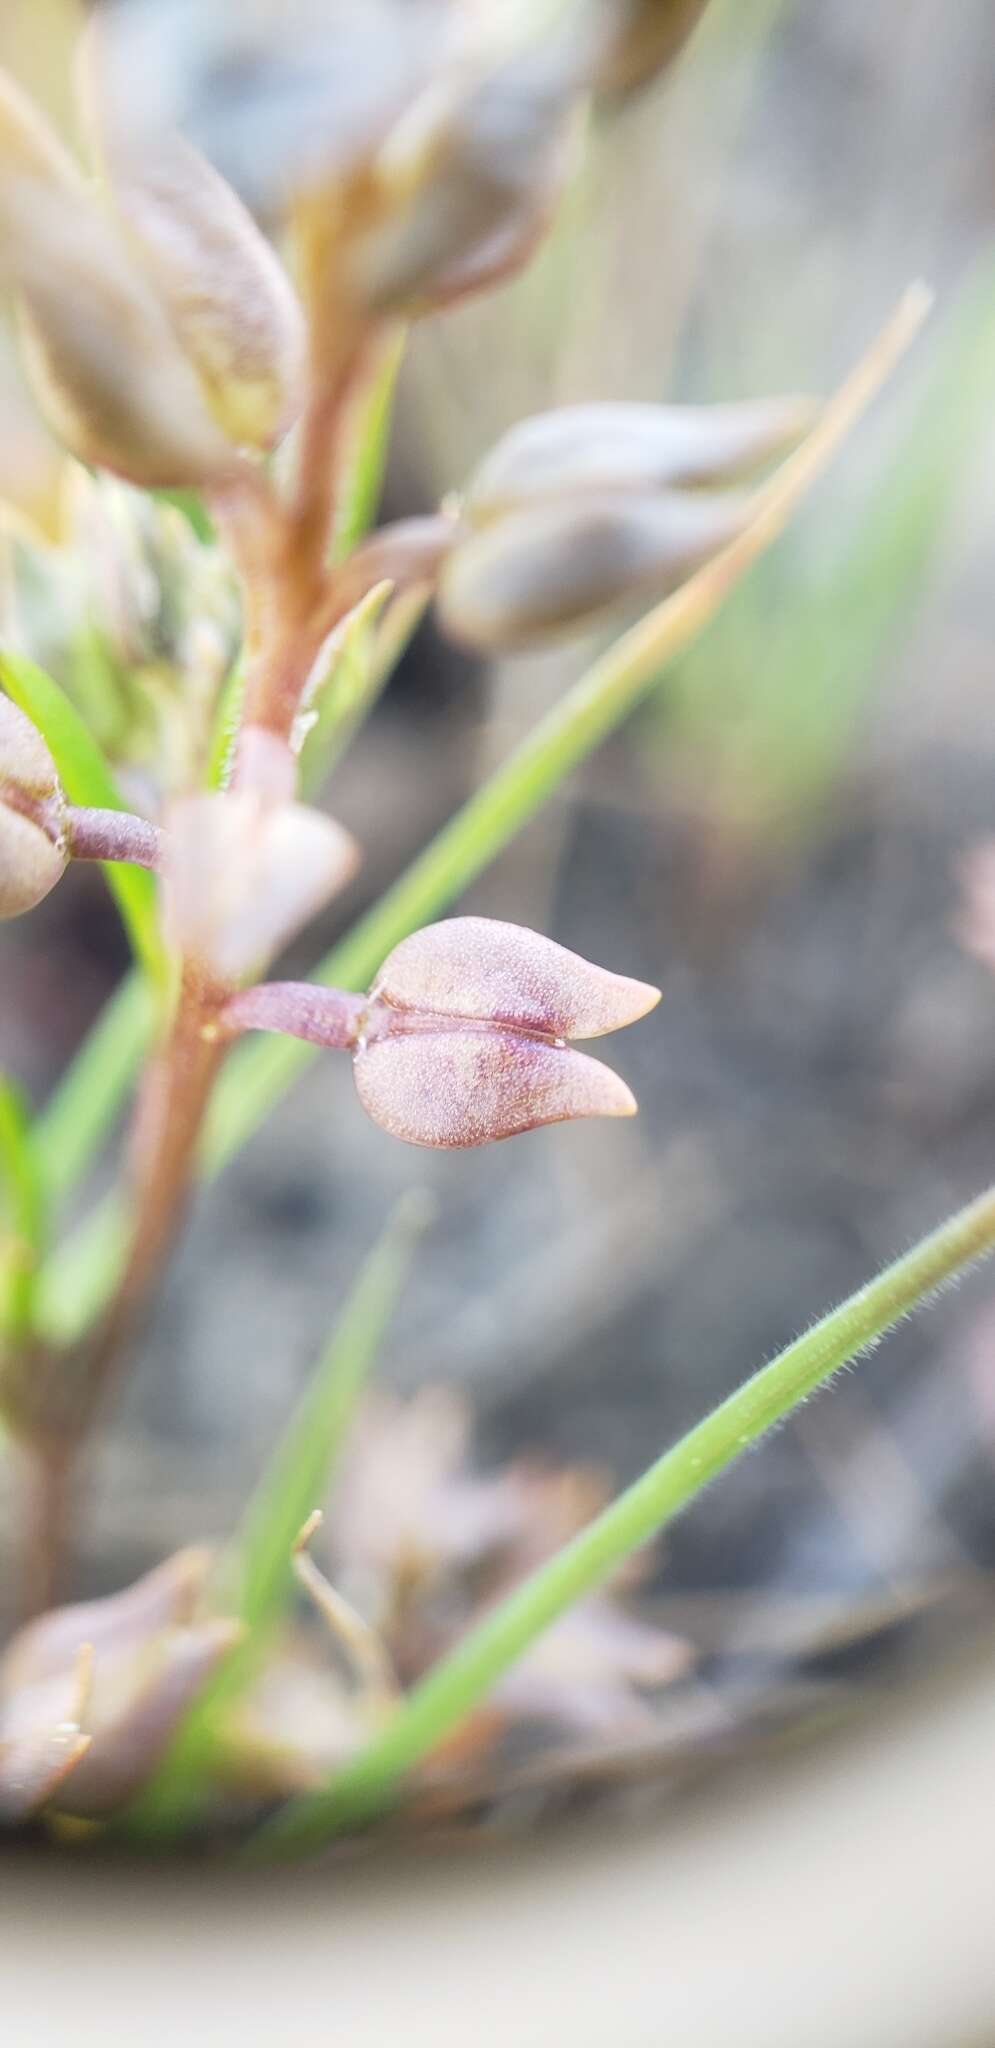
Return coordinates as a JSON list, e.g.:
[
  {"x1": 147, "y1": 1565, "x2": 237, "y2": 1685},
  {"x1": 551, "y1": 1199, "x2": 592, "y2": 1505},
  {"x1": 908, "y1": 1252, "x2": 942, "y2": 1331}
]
[
  {"x1": 163, "y1": 790, "x2": 359, "y2": 982},
  {"x1": 354, "y1": 916, "x2": 659, "y2": 1147},
  {"x1": 0, "y1": 68, "x2": 236, "y2": 488},
  {"x1": 81, "y1": 24, "x2": 307, "y2": 449},
  {"x1": 463, "y1": 397, "x2": 815, "y2": 525},
  {"x1": 352, "y1": 54, "x2": 575, "y2": 316},
  {"x1": 0, "y1": 1549, "x2": 242, "y2": 1819},
  {"x1": 0, "y1": 692, "x2": 68, "y2": 917},
  {"x1": 594, "y1": 0, "x2": 710, "y2": 98},
  {"x1": 437, "y1": 489, "x2": 750, "y2": 651}
]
